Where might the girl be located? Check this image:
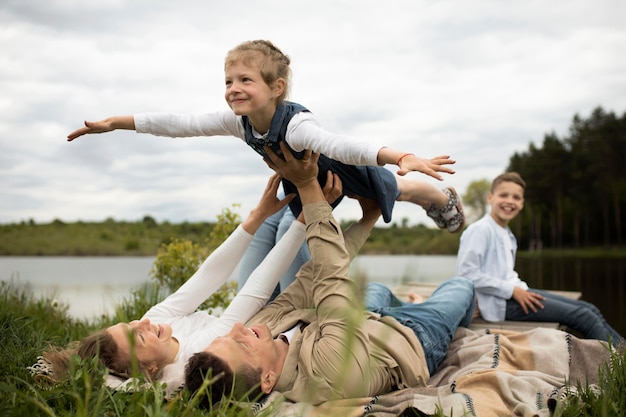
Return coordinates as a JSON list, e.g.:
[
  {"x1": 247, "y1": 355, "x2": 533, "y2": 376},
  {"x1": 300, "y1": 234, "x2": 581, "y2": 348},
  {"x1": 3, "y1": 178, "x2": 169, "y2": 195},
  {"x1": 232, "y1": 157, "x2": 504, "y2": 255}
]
[{"x1": 67, "y1": 40, "x2": 464, "y2": 234}]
